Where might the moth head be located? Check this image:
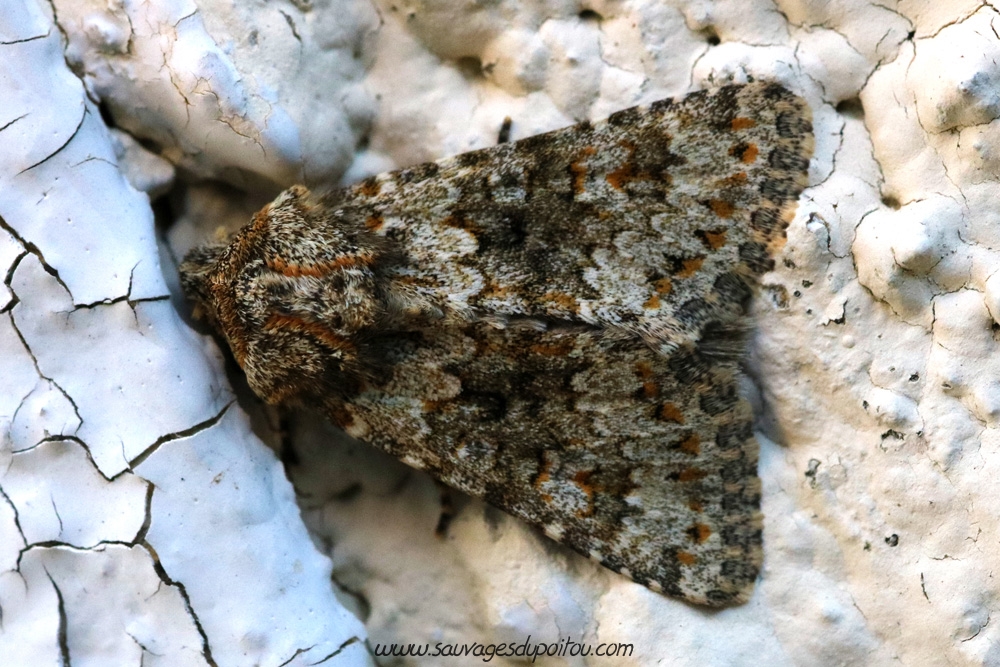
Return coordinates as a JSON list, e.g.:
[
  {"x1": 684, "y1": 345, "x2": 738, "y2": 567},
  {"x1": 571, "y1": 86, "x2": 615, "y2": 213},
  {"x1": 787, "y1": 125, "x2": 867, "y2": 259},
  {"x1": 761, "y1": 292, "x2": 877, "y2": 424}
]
[
  {"x1": 178, "y1": 242, "x2": 228, "y2": 322},
  {"x1": 179, "y1": 185, "x2": 391, "y2": 406}
]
